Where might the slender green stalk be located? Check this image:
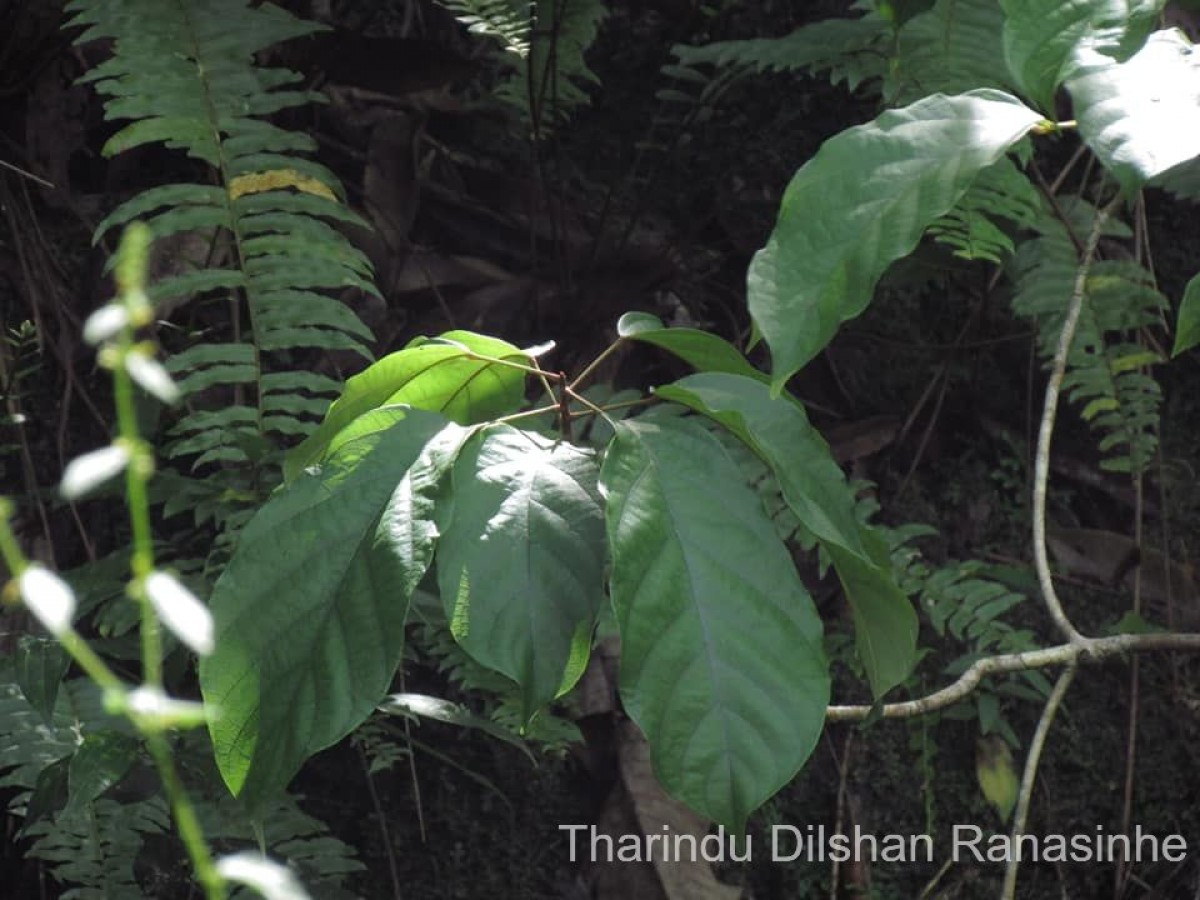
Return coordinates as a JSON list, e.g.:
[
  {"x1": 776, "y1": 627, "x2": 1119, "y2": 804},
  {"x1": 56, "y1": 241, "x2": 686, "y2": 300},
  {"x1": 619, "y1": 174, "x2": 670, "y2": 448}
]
[
  {"x1": 568, "y1": 339, "x2": 625, "y2": 392},
  {"x1": 106, "y1": 230, "x2": 225, "y2": 899}
]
